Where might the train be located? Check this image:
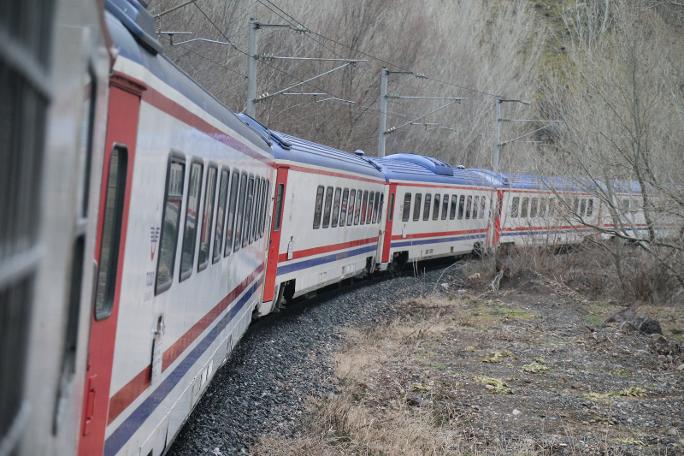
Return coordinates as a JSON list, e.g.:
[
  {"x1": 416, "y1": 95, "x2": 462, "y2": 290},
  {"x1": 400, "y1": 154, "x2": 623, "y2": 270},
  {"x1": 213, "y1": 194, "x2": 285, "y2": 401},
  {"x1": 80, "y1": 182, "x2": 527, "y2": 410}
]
[{"x1": 0, "y1": 1, "x2": 654, "y2": 456}]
